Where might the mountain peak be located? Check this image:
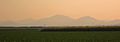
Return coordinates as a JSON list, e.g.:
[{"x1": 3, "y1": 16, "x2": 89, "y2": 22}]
[
  {"x1": 51, "y1": 15, "x2": 68, "y2": 18},
  {"x1": 47, "y1": 15, "x2": 73, "y2": 20},
  {"x1": 79, "y1": 16, "x2": 96, "y2": 20}
]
